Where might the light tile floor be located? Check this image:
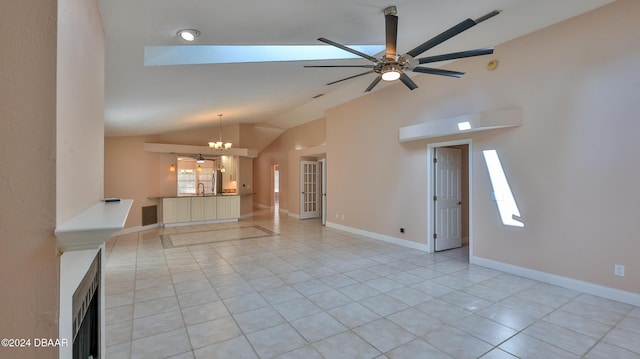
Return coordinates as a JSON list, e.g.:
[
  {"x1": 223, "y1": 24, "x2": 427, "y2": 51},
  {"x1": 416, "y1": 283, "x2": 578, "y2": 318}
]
[{"x1": 105, "y1": 209, "x2": 640, "y2": 359}]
